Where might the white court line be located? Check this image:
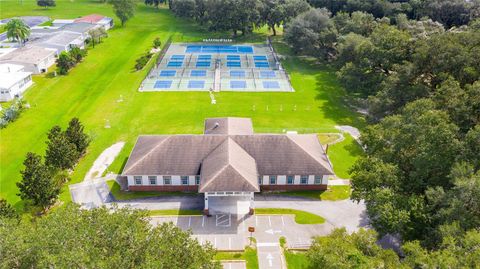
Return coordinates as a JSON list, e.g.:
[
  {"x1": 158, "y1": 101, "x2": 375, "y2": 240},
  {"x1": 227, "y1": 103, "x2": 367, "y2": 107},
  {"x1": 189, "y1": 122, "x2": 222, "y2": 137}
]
[
  {"x1": 281, "y1": 216, "x2": 285, "y2": 226},
  {"x1": 268, "y1": 216, "x2": 272, "y2": 227}
]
